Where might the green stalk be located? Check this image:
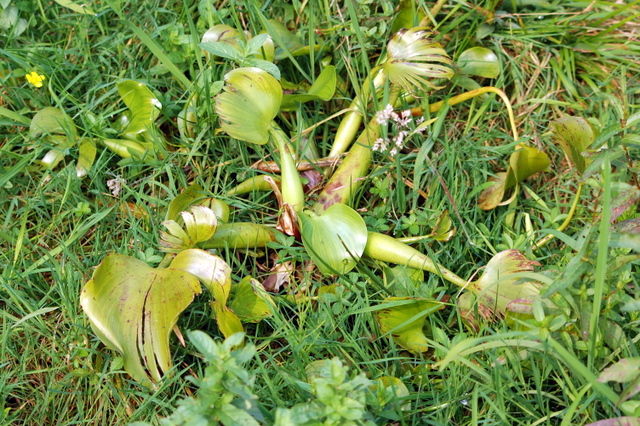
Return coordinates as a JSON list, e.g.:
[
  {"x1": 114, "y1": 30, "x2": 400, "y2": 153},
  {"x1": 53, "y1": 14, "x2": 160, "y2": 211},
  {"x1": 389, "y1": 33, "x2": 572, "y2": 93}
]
[
  {"x1": 414, "y1": 86, "x2": 519, "y2": 141},
  {"x1": 364, "y1": 231, "x2": 467, "y2": 288},
  {"x1": 534, "y1": 183, "x2": 584, "y2": 250},
  {"x1": 200, "y1": 223, "x2": 280, "y2": 249},
  {"x1": 328, "y1": 67, "x2": 386, "y2": 158},
  {"x1": 269, "y1": 126, "x2": 305, "y2": 212},
  {"x1": 314, "y1": 87, "x2": 401, "y2": 213}
]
